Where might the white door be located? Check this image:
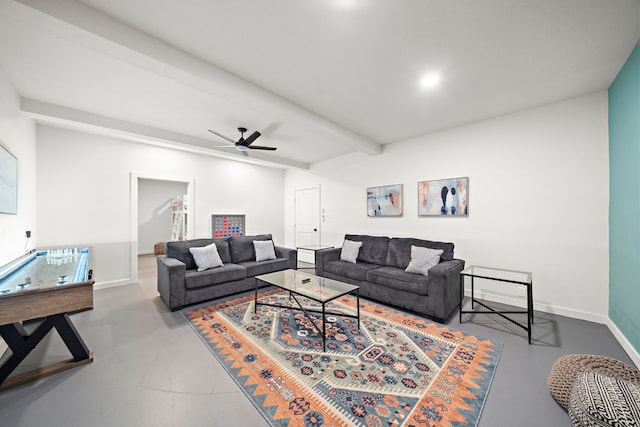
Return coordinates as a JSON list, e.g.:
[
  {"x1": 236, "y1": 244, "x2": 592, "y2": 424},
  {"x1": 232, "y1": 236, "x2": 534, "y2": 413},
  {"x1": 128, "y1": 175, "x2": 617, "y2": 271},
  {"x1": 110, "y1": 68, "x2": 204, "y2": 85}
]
[{"x1": 295, "y1": 187, "x2": 320, "y2": 264}]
